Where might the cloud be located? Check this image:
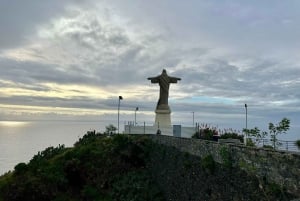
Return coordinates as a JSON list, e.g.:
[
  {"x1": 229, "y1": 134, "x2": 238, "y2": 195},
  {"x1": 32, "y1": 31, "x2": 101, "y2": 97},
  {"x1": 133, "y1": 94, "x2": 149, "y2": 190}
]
[
  {"x1": 0, "y1": 0, "x2": 75, "y2": 49},
  {"x1": 0, "y1": 1, "x2": 299, "y2": 139},
  {"x1": 1, "y1": 5, "x2": 175, "y2": 87}
]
